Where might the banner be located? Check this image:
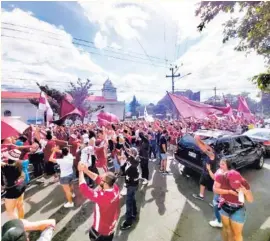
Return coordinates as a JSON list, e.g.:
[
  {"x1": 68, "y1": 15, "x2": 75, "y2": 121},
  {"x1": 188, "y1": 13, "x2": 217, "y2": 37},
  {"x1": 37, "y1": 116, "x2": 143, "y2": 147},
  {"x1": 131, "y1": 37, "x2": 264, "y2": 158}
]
[{"x1": 167, "y1": 92, "x2": 231, "y2": 119}]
